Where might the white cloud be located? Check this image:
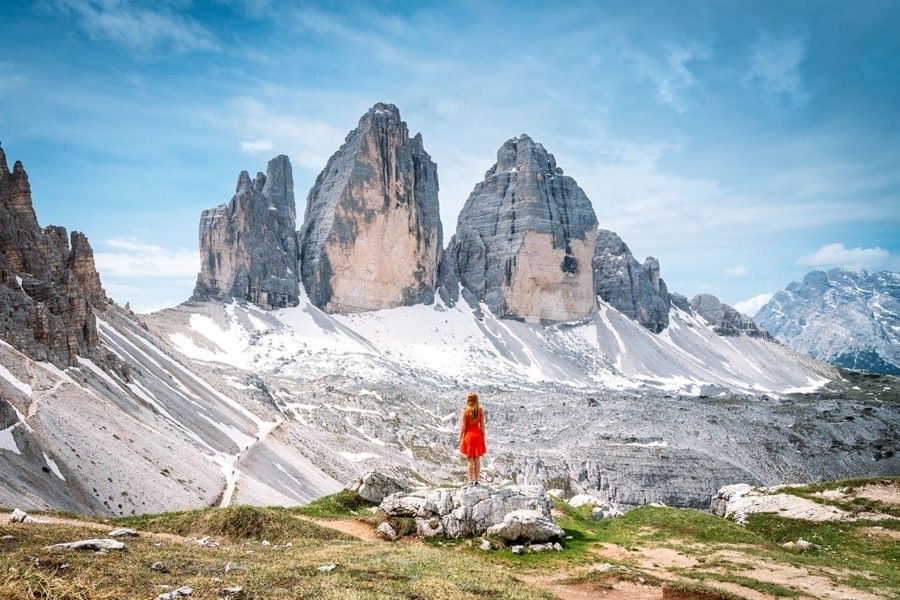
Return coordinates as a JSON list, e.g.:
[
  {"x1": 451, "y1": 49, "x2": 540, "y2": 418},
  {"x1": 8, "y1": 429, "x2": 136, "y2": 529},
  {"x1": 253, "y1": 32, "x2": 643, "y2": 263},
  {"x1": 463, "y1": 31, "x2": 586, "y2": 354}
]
[
  {"x1": 734, "y1": 292, "x2": 774, "y2": 317},
  {"x1": 50, "y1": 0, "x2": 219, "y2": 54},
  {"x1": 631, "y1": 43, "x2": 710, "y2": 112},
  {"x1": 241, "y1": 139, "x2": 275, "y2": 153},
  {"x1": 796, "y1": 243, "x2": 892, "y2": 269},
  {"x1": 724, "y1": 265, "x2": 748, "y2": 277},
  {"x1": 94, "y1": 237, "x2": 199, "y2": 277},
  {"x1": 744, "y1": 33, "x2": 809, "y2": 107},
  {"x1": 202, "y1": 96, "x2": 345, "y2": 171}
]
